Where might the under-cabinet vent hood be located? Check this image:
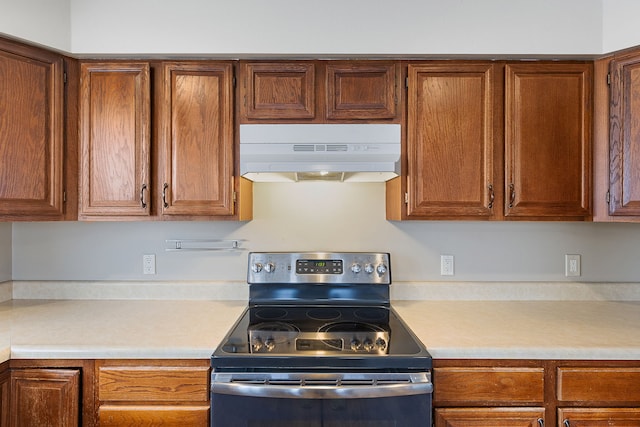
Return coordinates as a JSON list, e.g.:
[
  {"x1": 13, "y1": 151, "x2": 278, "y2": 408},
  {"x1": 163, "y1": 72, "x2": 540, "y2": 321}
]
[{"x1": 240, "y1": 124, "x2": 401, "y2": 182}]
